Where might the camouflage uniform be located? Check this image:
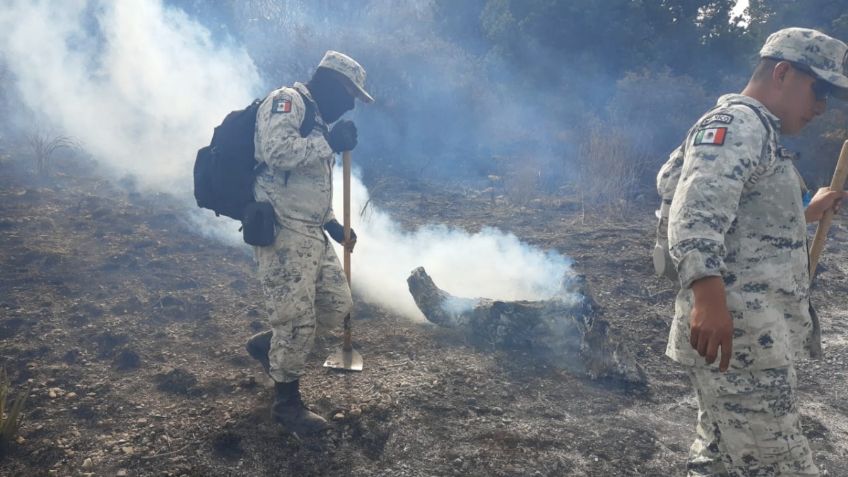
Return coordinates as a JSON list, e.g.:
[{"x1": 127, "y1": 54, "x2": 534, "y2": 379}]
[
  {"x1": 665, "y1": 93, "x2": 818, "y2": 475},
  {"x1": 664, "y1": 28, "x2": 848, "y2": 475},
  {"x1": 253, "y1": 82, "x2": 352, "y2": 384}
]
